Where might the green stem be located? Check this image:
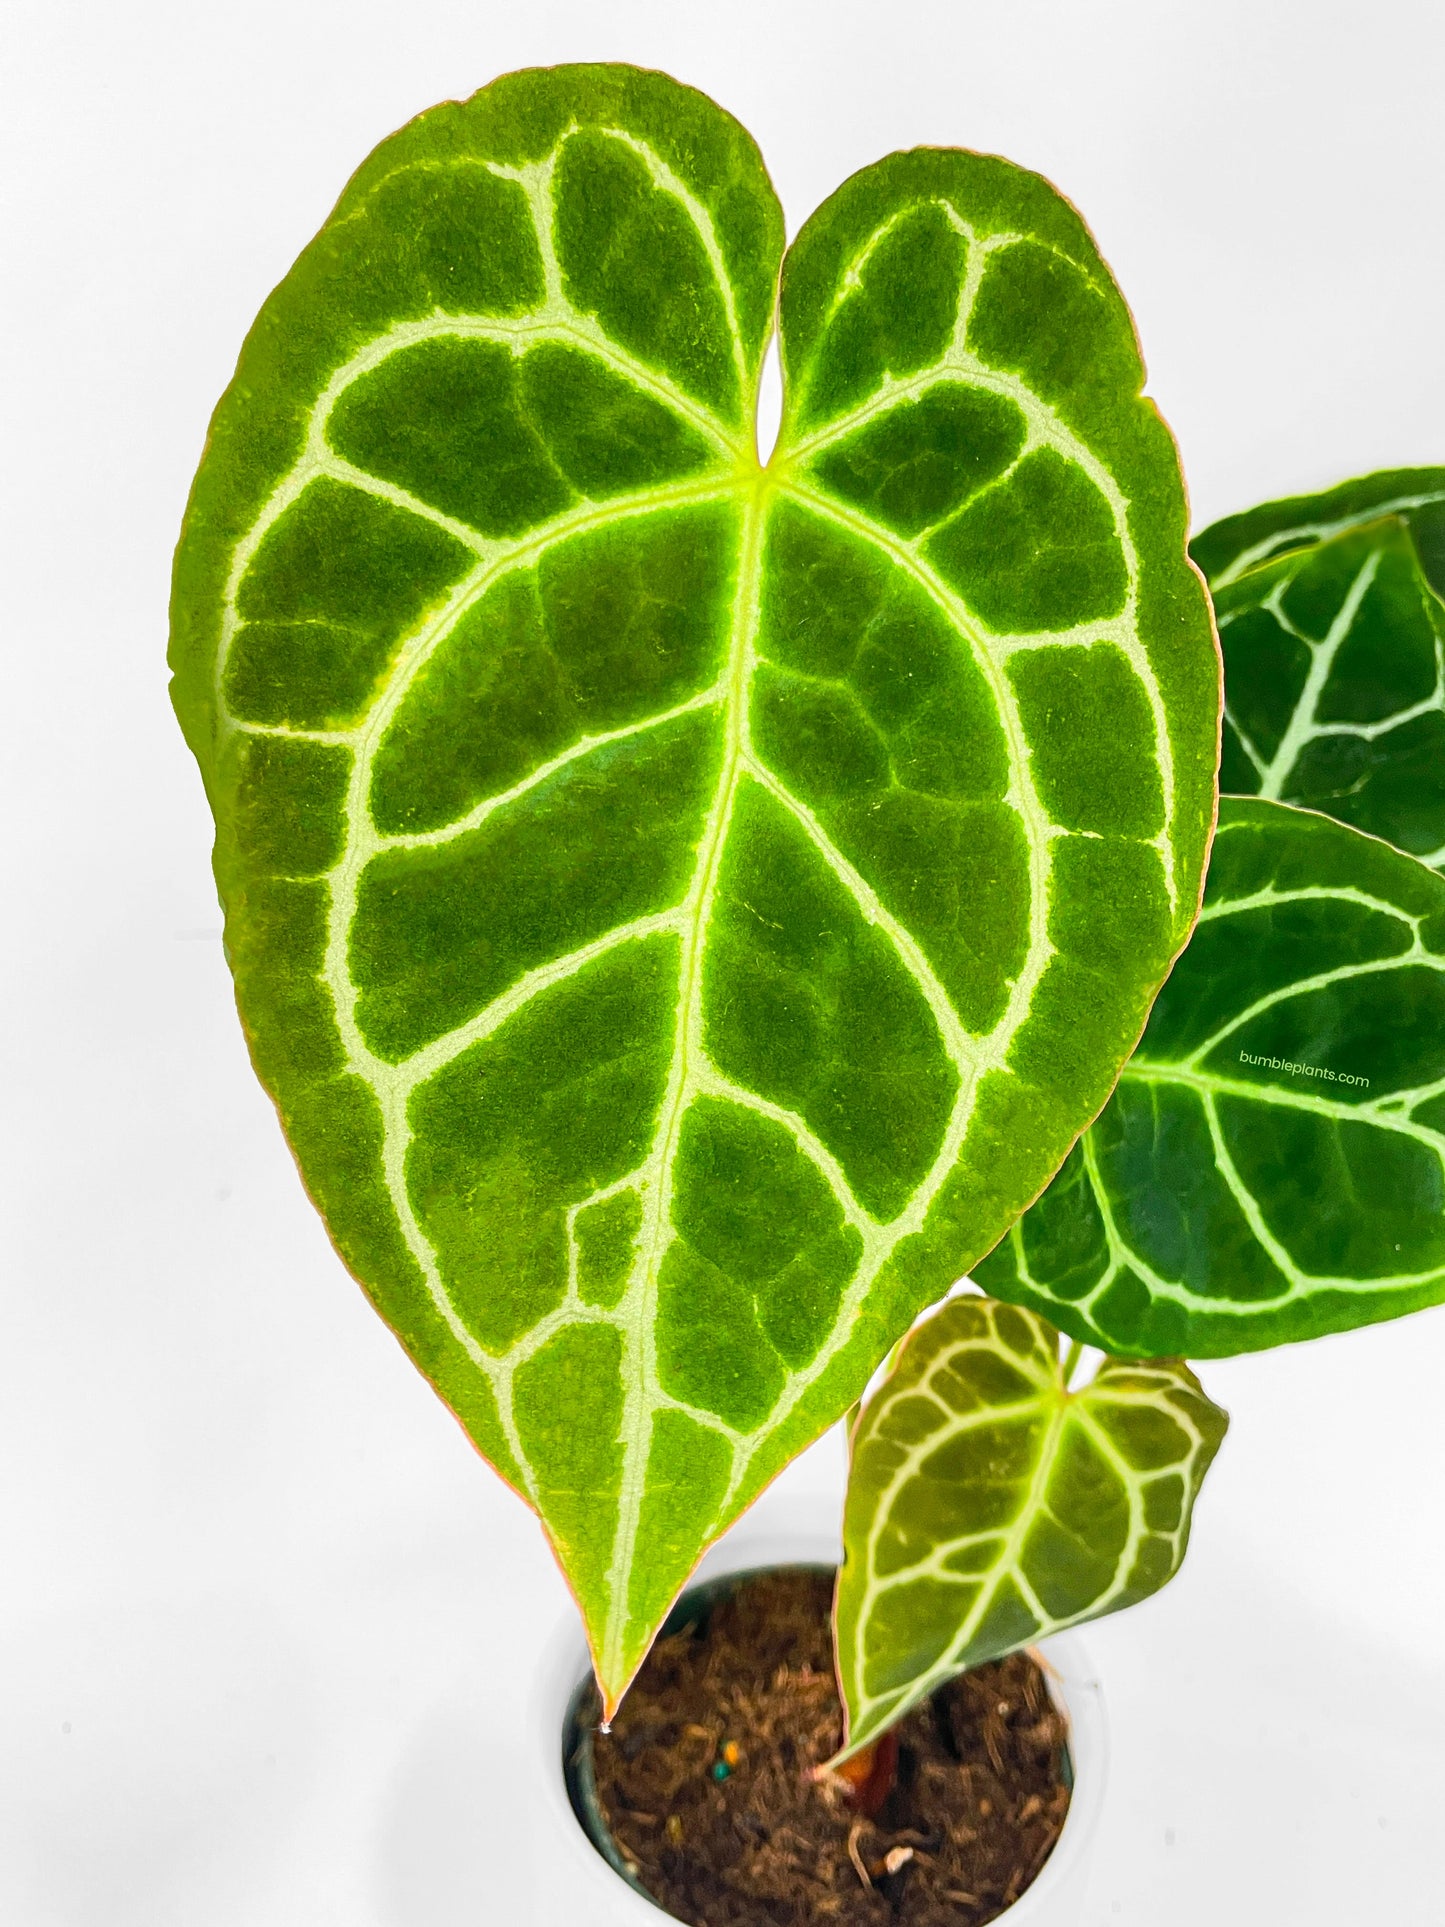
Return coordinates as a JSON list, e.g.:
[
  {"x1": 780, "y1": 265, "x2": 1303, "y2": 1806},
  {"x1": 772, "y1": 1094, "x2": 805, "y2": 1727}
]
[{"x1": 1061, "y1": 1339, "x2": 1083, "y2": 1387}]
